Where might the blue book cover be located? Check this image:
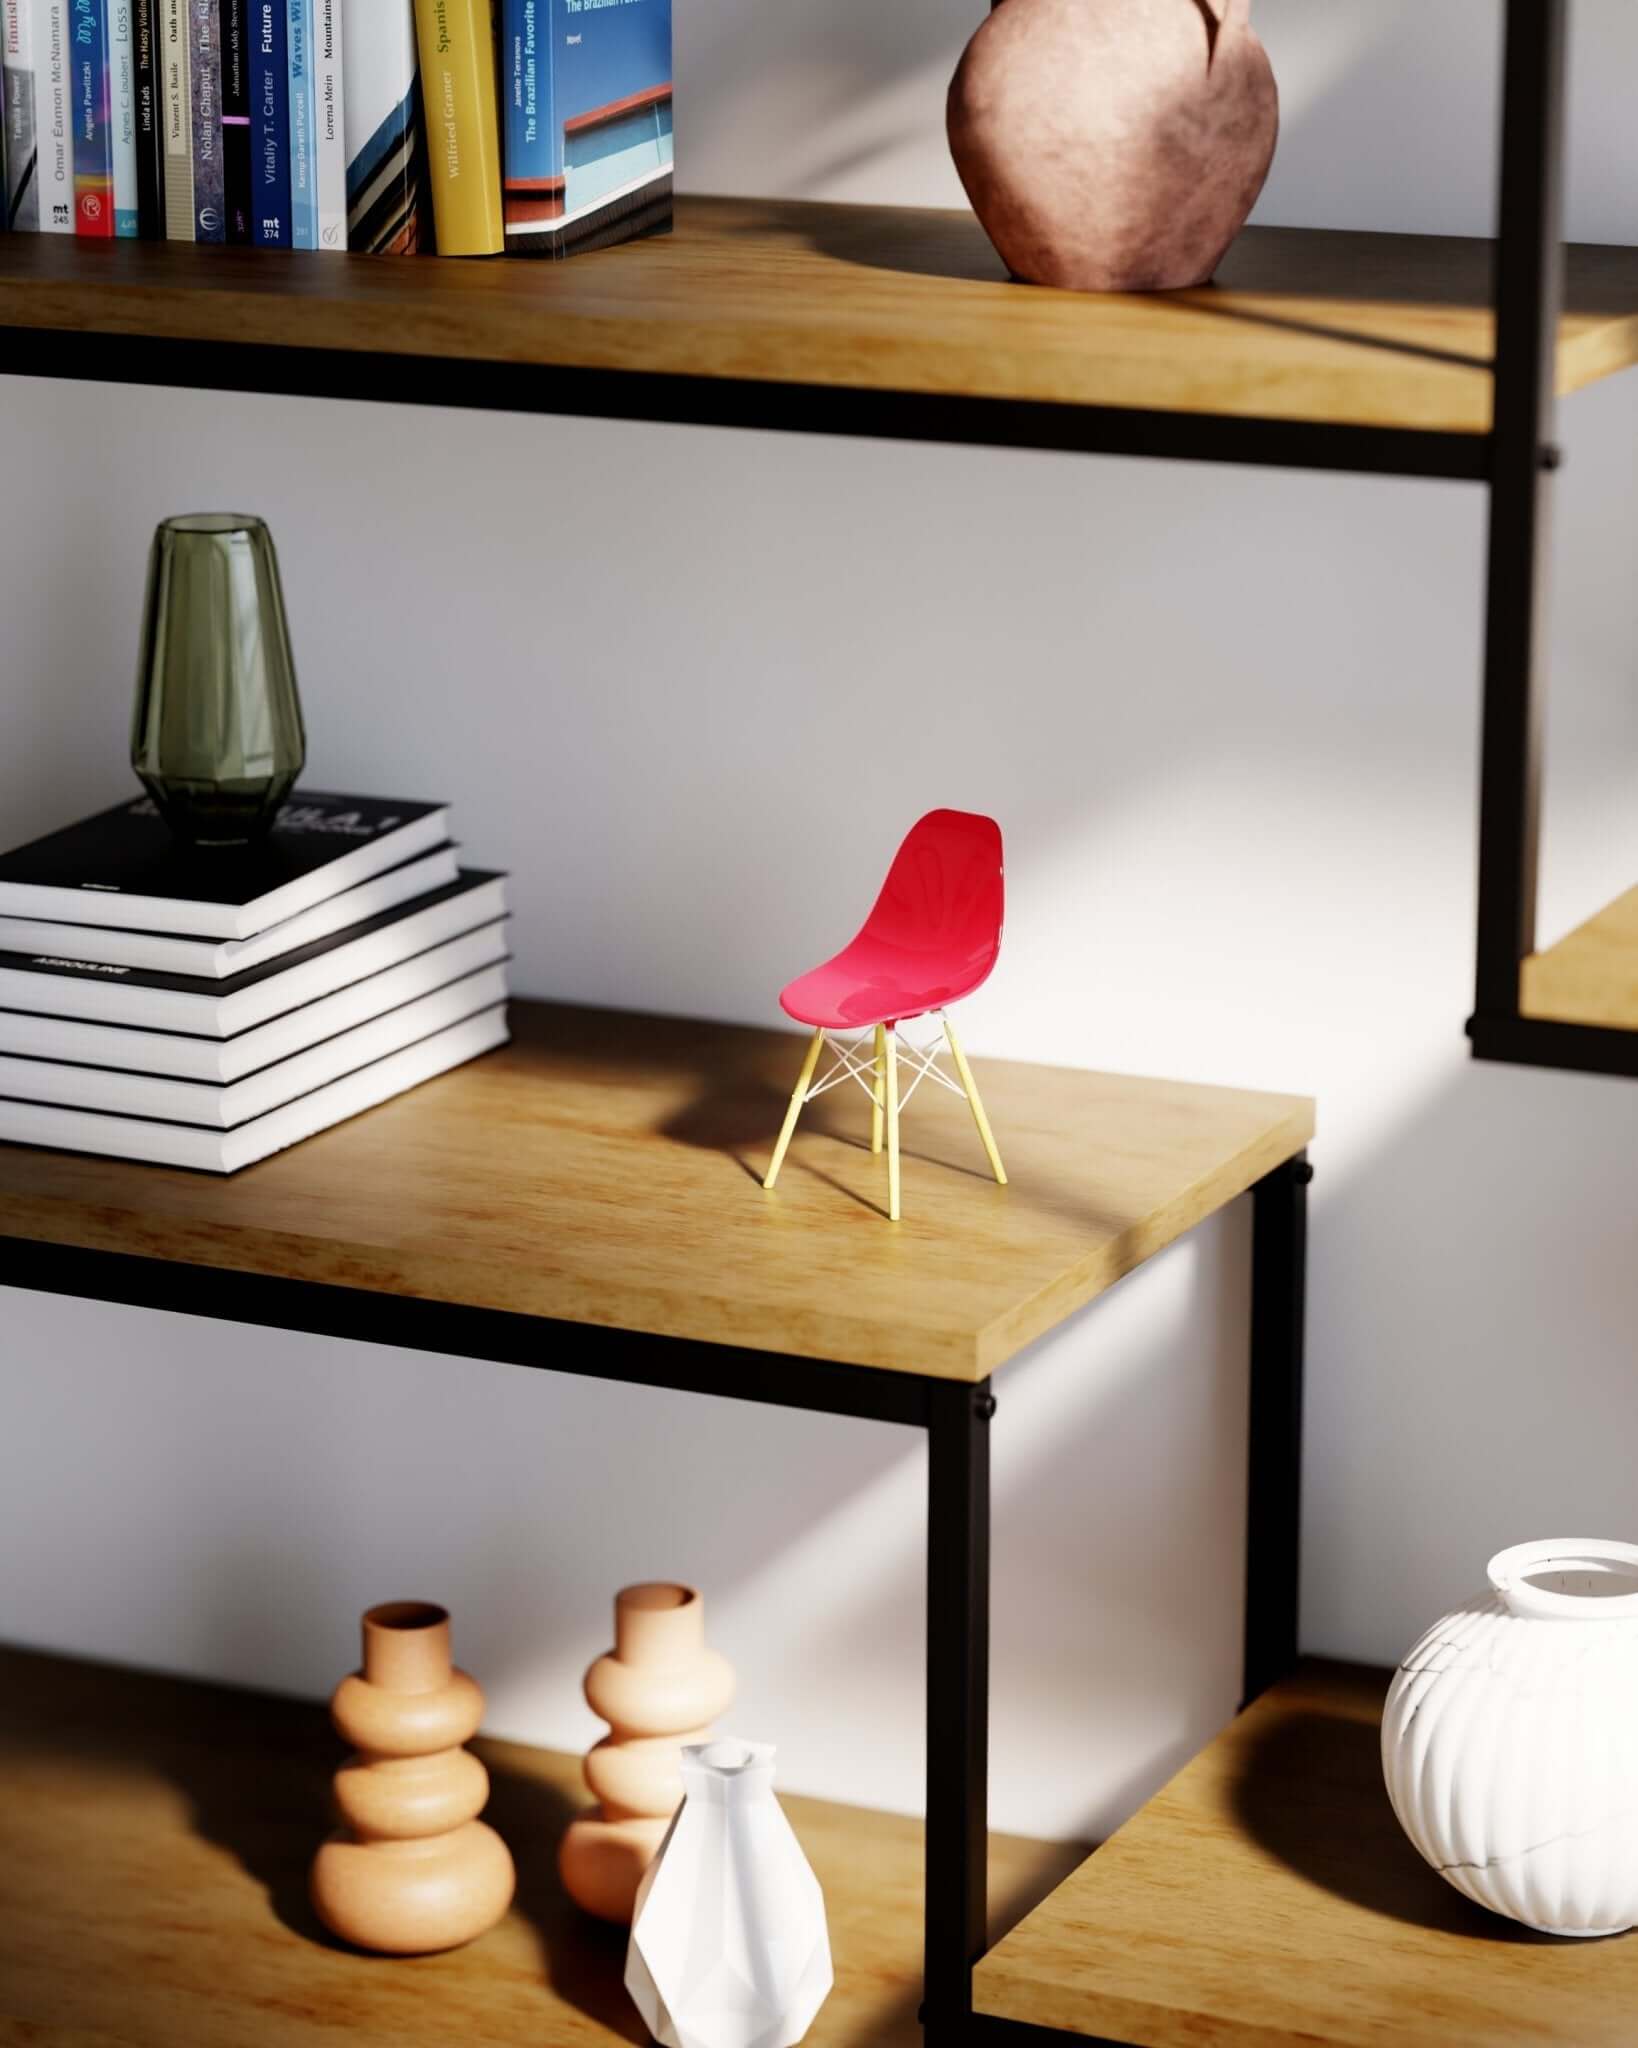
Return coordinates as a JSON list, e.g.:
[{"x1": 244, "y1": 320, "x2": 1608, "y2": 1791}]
[
  {"x1": 70, "y1": 0, "x2": 114, "y2": 234},
  {"x1": 501, "y1": 0, "x2": 671, "y2": 259},
  {"x1": 285, "y1": 0, "x2": 314, "y2": 248},
  {"x1": 251, "y1": 0, "x2": 289, "y2": 245}
]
